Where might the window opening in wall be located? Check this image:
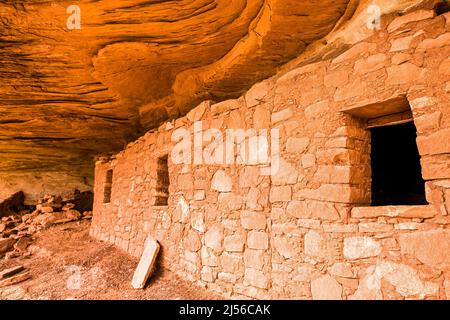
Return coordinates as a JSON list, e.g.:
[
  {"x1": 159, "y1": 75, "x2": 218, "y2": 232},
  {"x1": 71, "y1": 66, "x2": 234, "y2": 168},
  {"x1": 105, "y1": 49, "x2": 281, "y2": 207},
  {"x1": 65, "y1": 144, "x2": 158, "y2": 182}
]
[
  {"x1": 155, "y1": 155, "x2": 169, "y2": 206},
  {"x1": 103, "y1": 169, "x2": 113, "y2": 204},
  {"x1": 370, "y1": 121, "x2": 427, "y2": 206},
  {"x1": 435, "y1": 1, "x2": 450, "y2": 15}
]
